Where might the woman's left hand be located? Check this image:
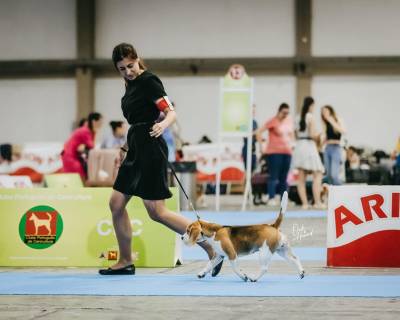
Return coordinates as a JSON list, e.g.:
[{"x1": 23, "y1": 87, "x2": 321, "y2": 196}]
[
  {"x1": 77, "y1": 144, "x2": 86, "y2": 153},
  {"x1": 150, "y1": 122, "x2": 166, "y2": 138}
]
